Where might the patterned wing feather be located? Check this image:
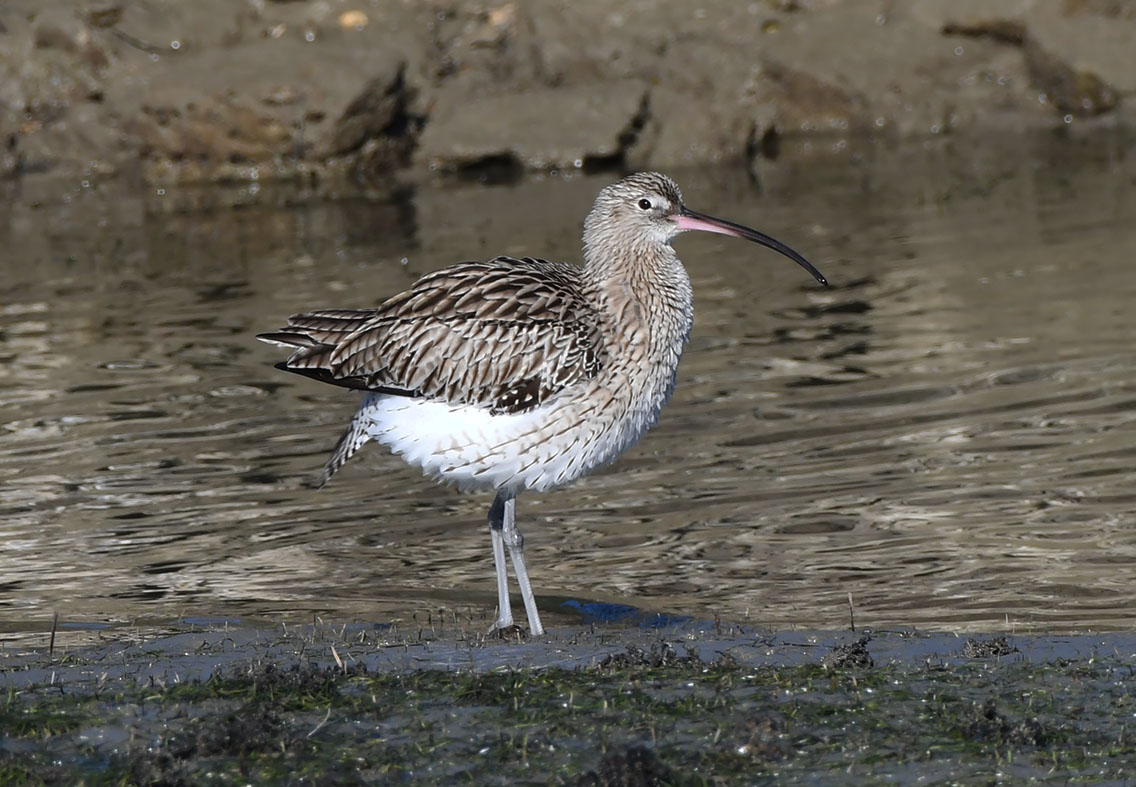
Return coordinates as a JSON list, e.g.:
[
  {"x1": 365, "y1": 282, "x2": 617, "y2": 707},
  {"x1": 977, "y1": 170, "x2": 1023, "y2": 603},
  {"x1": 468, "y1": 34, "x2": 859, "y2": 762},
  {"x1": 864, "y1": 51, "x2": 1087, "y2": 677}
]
[{"x1": 257, "y1": 257, "x2": 605, "y2": 413}]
